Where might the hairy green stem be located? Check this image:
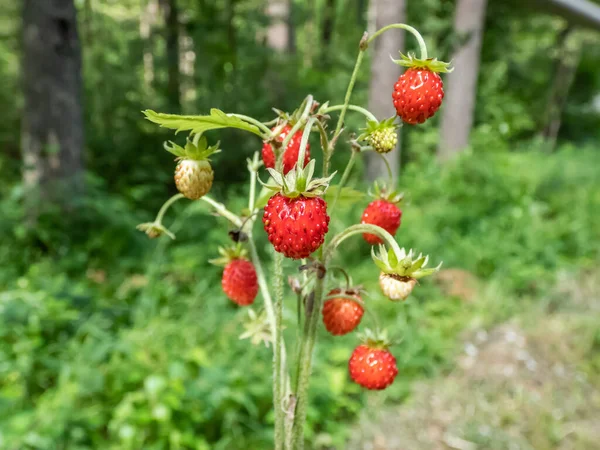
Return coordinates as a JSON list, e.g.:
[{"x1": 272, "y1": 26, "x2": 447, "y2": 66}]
[
  {"x1": 273, "y1": 252, "x2": 285, "y2": 449},
  {"x1": 366, "y1": 23, "x2": 428, "y2": 60},
  {"x1": 229, "y1": 113, "x2": 274, "y2": 138},
  {"x1": 290, "y1": 269, "x2": 326, "y2": 449},
  {"x1": 323, "y1": 104, "x2": 378, "y2": 122},
  {"x1": 155, "y1": 193, "x2": 185, "y2": 224}
]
